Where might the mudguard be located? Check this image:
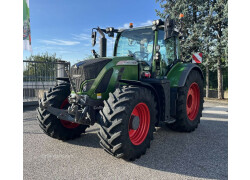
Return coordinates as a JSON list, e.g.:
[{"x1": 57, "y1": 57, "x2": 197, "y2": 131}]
[
  {"x1": 119, "y1": 79, "x2": 171, "y2": 125},
  {"x1": 167, "y1": 62, "x2": 204, "y2": 87}
]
